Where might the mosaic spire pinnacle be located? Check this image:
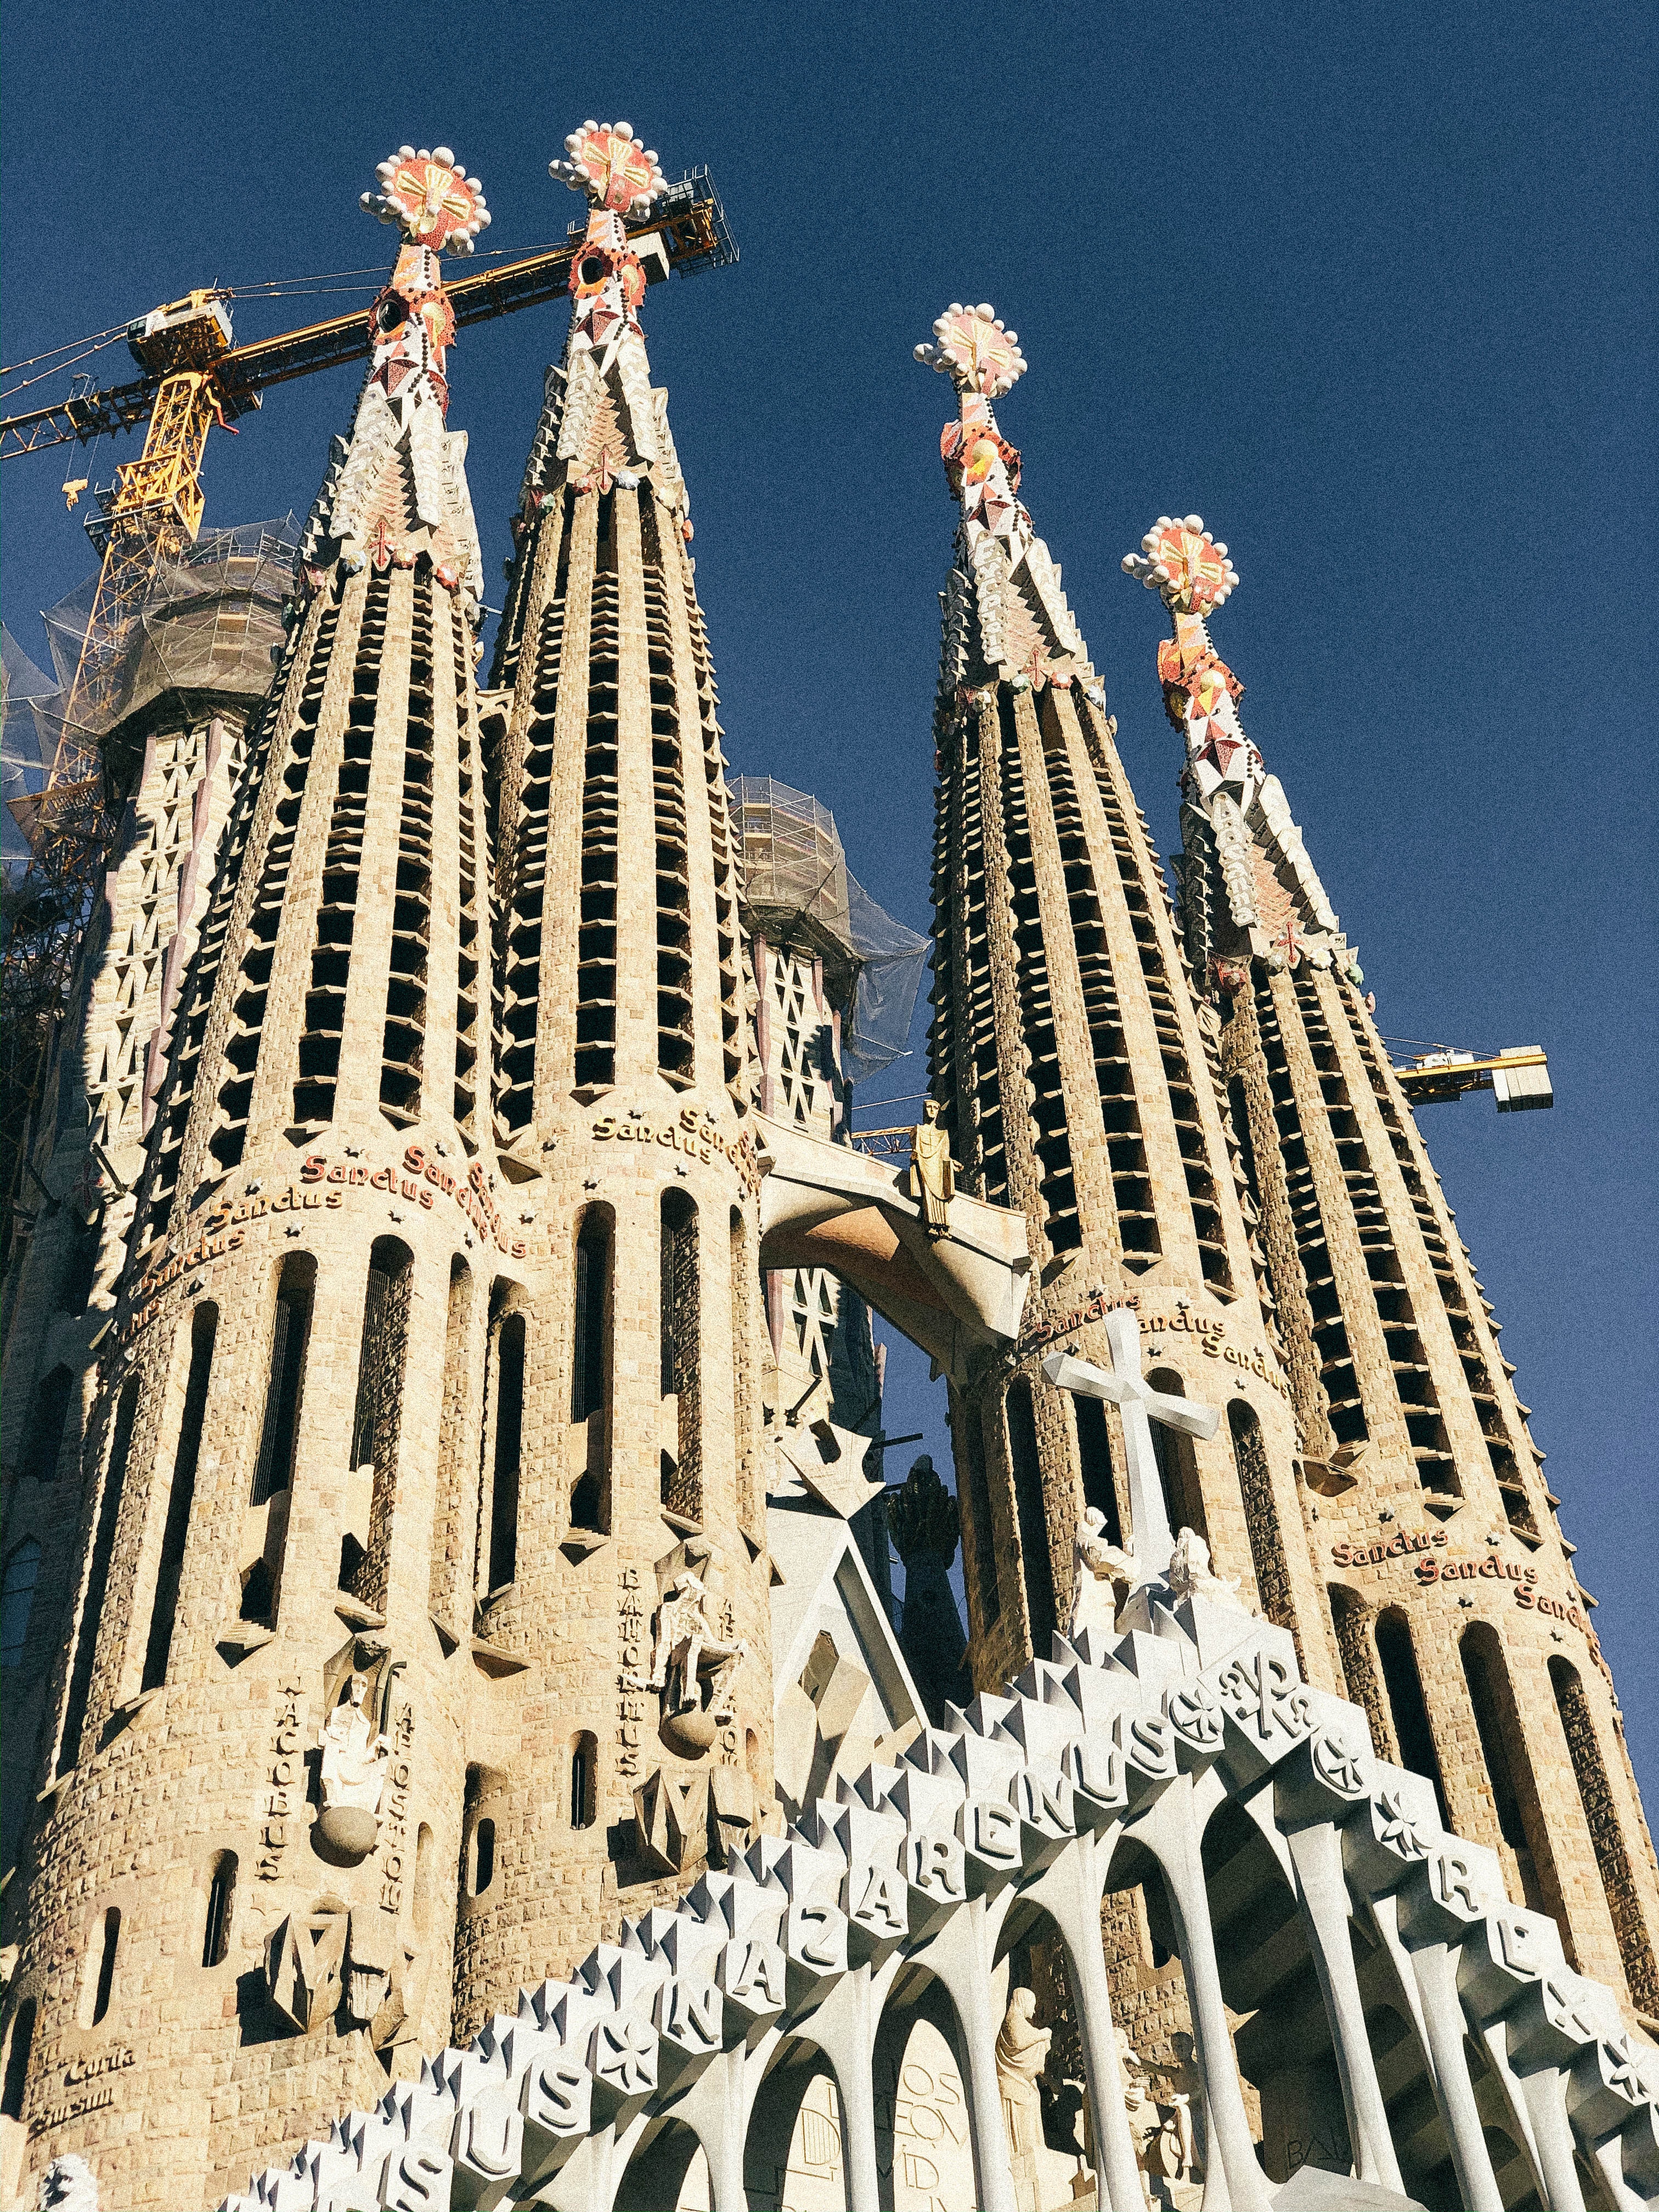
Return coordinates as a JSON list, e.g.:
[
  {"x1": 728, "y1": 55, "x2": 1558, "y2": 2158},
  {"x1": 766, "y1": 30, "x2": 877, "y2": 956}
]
[
  {"x1": 295, "y1": 146, "x2": 487, "y2": 619},
  {"x1": 916, "y1": 301, "x2": 1096, "y2": 716},
  {"x1": 1124, "y1": 512, "x2": 1345, "y2": 985}
]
